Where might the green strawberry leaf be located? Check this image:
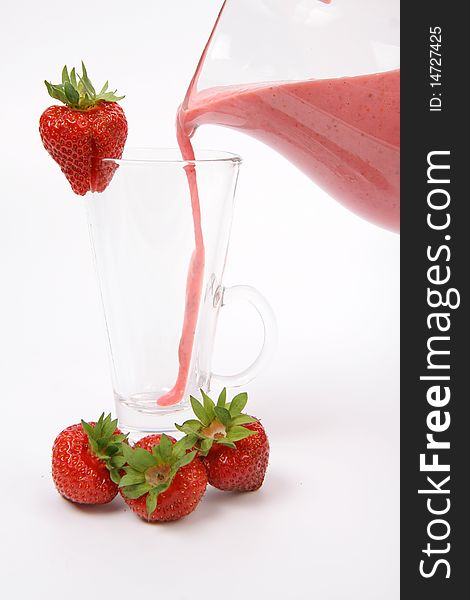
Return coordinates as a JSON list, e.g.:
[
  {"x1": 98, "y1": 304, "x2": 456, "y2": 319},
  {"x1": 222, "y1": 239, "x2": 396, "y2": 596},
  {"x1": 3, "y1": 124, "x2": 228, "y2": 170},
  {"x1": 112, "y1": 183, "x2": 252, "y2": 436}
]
[
  {"x1": 127, "y1": 447, "x2": 157, "y2": 472},
  {"x1": 190, "y1": 396, "x2": 210, "y2": 426},
  {"x1": 170, "y1": 451, "x2": 197, "y2": 479},
  {"x1": 81, "y1": 420, "x2": 95, "y2": 439},
  {"x1": 93, "y1": 413, "x2": 105, "y2": 438},
  {"x1": 119, "y1": 470, "x2": 146, "y2": 487},
  {"x1": 45, "y1": 64, "x2": 124, "y2": 109},
  {"x1": 96, "y1": 437, "x2": 109, "y2": 451},
  {"x1": 146, "y1": 482, "x2": 173, "y2": 518},
  {"x1": 217, "y1": 388, "x2": 227, "y2": 407},
  {"x1": 214, "y1": 406, "x2": 230, "y2": 426},
  {"x1": 151, "y1": 445, "x2": 165, "y2": 462},
  {"x1": 109, "y1": 455, "x2": 126, "y2": 469},
  {"x1": 199, "y1": 438, "x2": 214, "y2": 455},
  {"x1": 174, "y1": 423, "x2": 187, "y2": 434},
  {"x1": 231, "y1": 414, "x2": 257, "y2": 426},
  {"x1": 122, "y1": 482, "x2": 152, "y2": 500},
  {"x1": 102, "y1": 416, "x2": 119, "y2": 440},
  {"x1": 121, "y1": 441, "x2": 134, "y2": 462},
  {"x1": 146, "y1": 491, "x2": 158, "y2": 517},
  {"x1": 109, "y1": 469, "x2": 121, "y2": 485},
  {"x1": 44, "y1": 81, "x2": 67, "y2": 104},
  {"x1": 61, "y1": 66, "x2": 70, "y2": 85},
  {"x1": 201, "y1": 389, "x2": 215, "y2": 422},
  {"x1": 80, "y1": 61, "x2": 96, "y2": 96},
  {"x1": 226, "y1": 425, "x2": 257, "y2": 442},
  {"x1": 98, "y1": 91, "x2": 125, "y2": 102},
  {"x1": 173, "y1": 435, "x2": 197, "y2": 459},
  {"x1": 182, "y1": 433, "x2": 199, "y2": 448},
  {"x1": 152, "y1": 482, "x2": 172, "y2": 496},
  {"x1": 88, "y1": 439, "x2": 99, "y2": 455},
  {"x1": 172, "y1": 442, "x2": 186, "y2": 460},
  {"x1": 229, "y1": 392, "x2": 248, "y2": 416},
  {"x1": 106, "y1": 444, "x2": 120, "y2": 456},
  {"x1": 69, "y1": 67, "x2": 78, "y2": 88},
  {"x1": 176, "y1": 450, "x2": 197, "y2": 469},
  {"x1": 216, "y1": 439, "x2": 237, "y2": 449},
  {"x1": 158, "y1": 434, "x2": 173, "y2": 461},
  {"x1": 63, "y1": 81, "x2": 79, "y2": 106},
  {"x1": 175, "y1": 420, "x2": 202, "y2": 434}
]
